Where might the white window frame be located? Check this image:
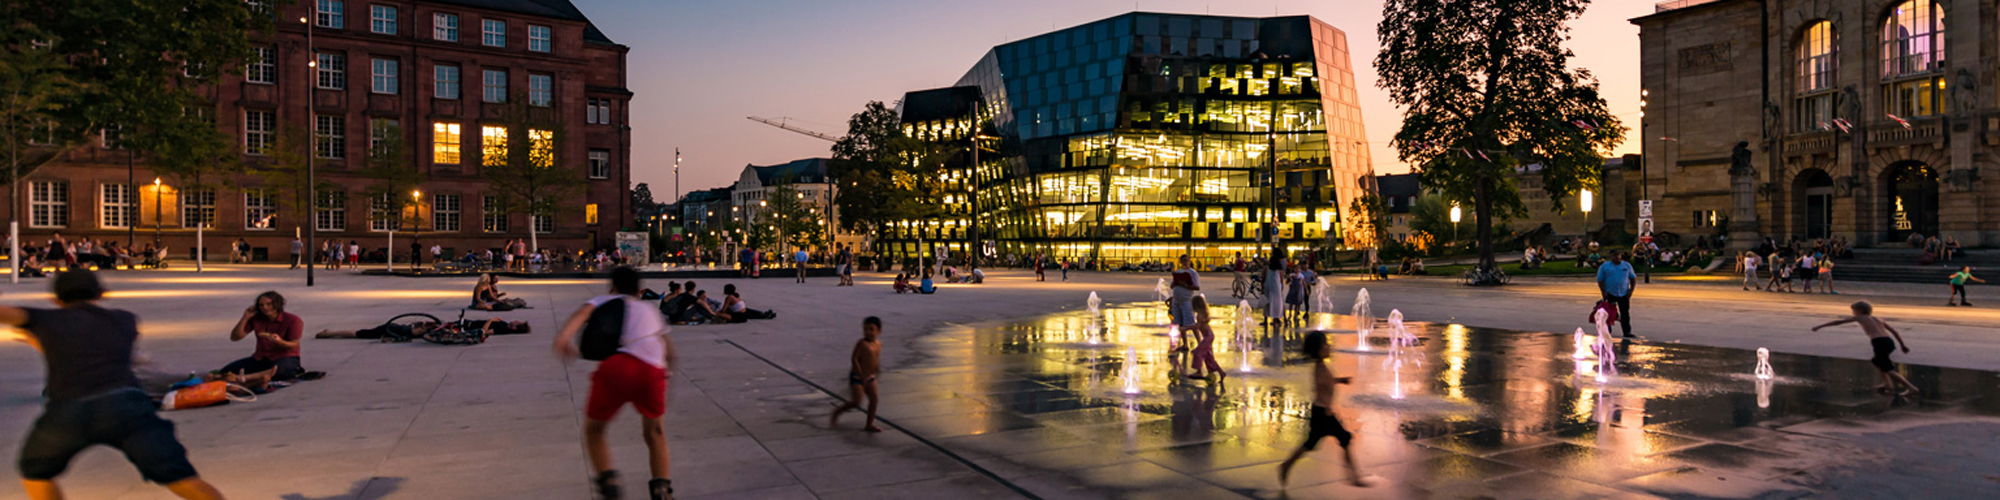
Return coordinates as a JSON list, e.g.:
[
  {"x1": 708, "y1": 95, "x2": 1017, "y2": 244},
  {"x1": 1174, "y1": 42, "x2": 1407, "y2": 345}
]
[
  {"x1": 532, "y1": 214, "x2": 553, "y2": 234},
  {"x1": 29, "y1": 181, "x2": 66, "y2": 228},
  {"x1": 316, "y1": 52, "x2": 346, "y2": 90},
  {"x1": 528, "y1": 73, "x2": 552, "y2": 107},
  {"x1": 316, "y1": 190, "x2": 346, "y2": 232},
  {"x1": 368, "y1": 4, "x2": 396, "y2": 35},
  {"x1": 481, "y1": 69, "x2": 507, "y2": 103},
  {"x1": 588, "y1": 149, "x2": 609, "y2": 179},
  {"x1": 369, "y1": 118, "x2": 399, "y2": 154},
  {"x1": 315, "y1": 114, "x2": 346, "y2": 159},
  {"x1": 433, "y1": 193, "x2": 461, "y2": 232},
  {"x1": 481, "y1": 19, "x2": 506, "y2": 47},
  {"x1": 482, "y1": 195, "x2": 508, "y2": 233},
  {"x1": 100, "y1": 183, "x2": 134, "y2": 229},
  {"x1": 433, "y1": 12, "x2": 459, "y2": 41},
  {"x1": 244, "y1": 110, "x2": 275, "y2": 155},
  {"x1": 434, "y1": 64, "x2": 460, "y2": 99},
  {"x1": 316, "y1": 0, "x2": 344, "y2": 28},
  {"x1": 528, "y1": 24, "x2": 551, "y2": 52},
  {"x1": 180, "y1": 188, "x2": 216, "y2": 229},
  {"x1": 370, "y1": 192, "x2": 395, "y2": 232},
  {"x1": 370, "y1": 58, "x2": 398, "y2": 94},
  {"x1": 245, "y1": 189, "x2": 278, "y2": 230},
  {"x1": 432, "y1": 121, "x2": 462, "y2": 165},
  {"x1": 247, "y1": 46, "x2": 275, "y2": 84},
  {"x1": 586, "y1": 98, "x2": 601, "y2": 124}
]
